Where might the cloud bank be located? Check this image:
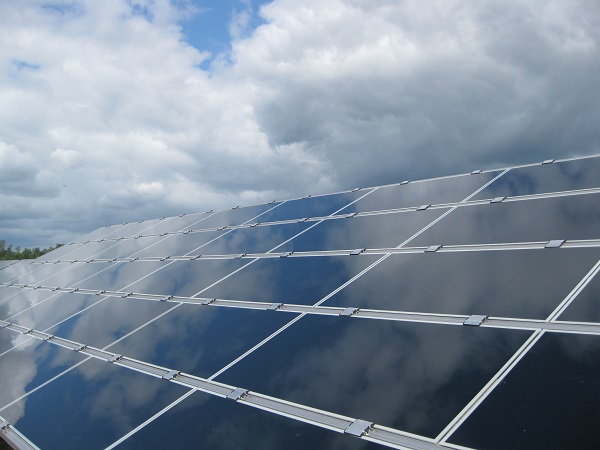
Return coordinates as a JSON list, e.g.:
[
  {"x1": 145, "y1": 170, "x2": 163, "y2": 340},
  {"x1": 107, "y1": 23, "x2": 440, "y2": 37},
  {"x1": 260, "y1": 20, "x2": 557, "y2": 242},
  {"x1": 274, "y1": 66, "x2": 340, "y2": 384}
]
[{"x1": 0, "y1": 0, "x2": 599, "y2": 247}]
